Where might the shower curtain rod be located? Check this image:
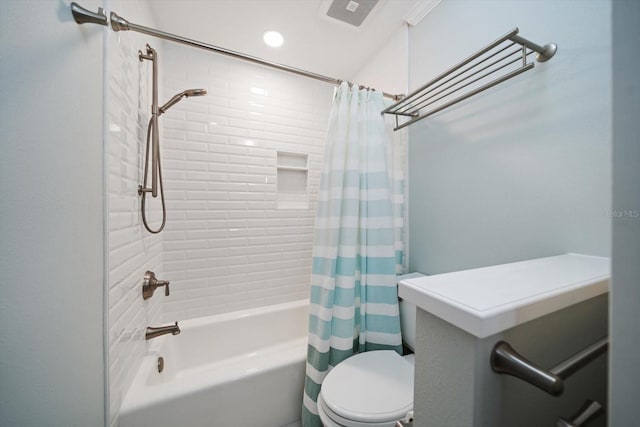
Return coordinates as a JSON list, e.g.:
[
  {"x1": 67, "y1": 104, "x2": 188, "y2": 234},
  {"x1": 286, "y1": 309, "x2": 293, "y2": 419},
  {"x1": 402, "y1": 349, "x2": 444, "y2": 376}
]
[{"x1": 70, "y1": 2, "x2": 403, "y2": 100}]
